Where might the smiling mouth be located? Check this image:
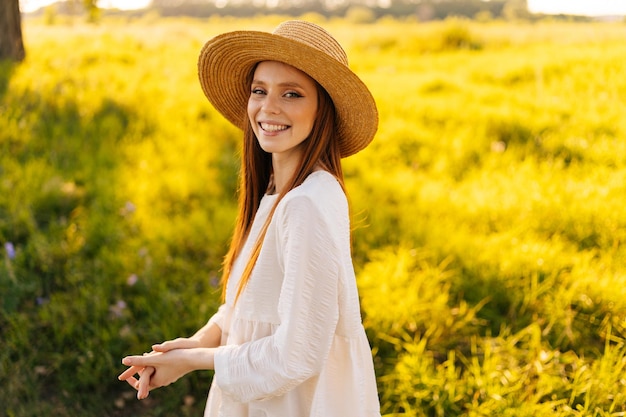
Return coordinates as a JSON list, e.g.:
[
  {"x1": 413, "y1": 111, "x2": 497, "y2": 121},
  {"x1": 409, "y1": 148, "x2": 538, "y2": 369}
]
[{"x1": 260, "y1": 122, "x2": 289, "y2": 132}]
